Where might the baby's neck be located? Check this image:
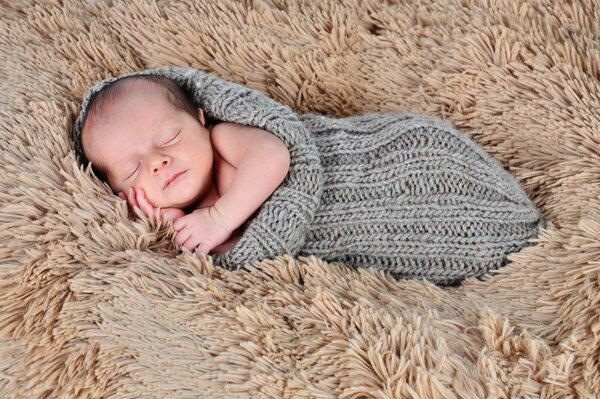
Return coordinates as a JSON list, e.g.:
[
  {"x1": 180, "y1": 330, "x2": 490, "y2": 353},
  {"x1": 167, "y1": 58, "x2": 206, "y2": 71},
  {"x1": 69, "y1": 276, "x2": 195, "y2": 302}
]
[{"x1": 182, "y1": 180, "x2": 221, "y2": 213}]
